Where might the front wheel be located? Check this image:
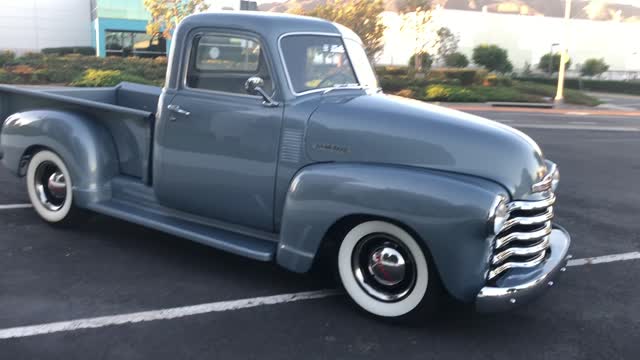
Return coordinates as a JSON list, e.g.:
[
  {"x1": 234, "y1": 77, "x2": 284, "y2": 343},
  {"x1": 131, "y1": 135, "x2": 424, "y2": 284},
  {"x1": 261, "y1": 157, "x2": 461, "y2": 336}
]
[
  {"x1": 26, "y1": 150, "x2": 83, "y2": 226},
  {"x1": 337, "y1": 220, "x2": 442, "y2": 320}
]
